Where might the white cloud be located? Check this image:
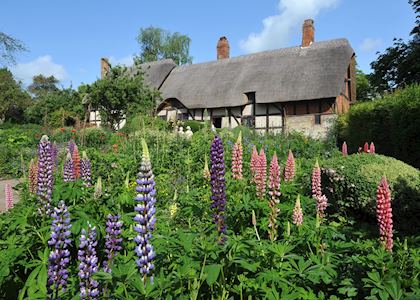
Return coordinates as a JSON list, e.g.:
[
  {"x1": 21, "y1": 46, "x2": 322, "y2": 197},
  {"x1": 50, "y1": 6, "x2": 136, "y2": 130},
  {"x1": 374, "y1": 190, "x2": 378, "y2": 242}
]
[
  {"x1": 240, "y1": 0, "x2": 338, "y2": 53},
  {"x1": 359, "y1": 38, "x2": 382, "y2": 52},
  {"x1": 11, "y1": 55, "x2": 69, "y2": 85},
  {"x1": 108, "y1": 55, "x2": 134, "y2": 67}
]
